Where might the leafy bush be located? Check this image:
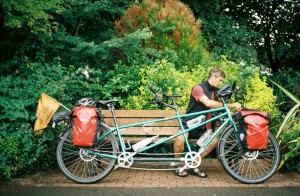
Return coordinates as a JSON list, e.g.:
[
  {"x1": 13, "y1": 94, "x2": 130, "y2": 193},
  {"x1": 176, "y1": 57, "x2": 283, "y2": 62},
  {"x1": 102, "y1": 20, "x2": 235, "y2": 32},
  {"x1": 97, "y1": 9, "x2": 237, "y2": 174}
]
[
  {"x1": 242, "y1": 73, "x2": 278, "y2": 116},
  {"x1": 0, "y1": 124, "x2": 60, "y2": 179},
  {"x1": 0, "y1": 62, "x2": 70, "y2": 179},
  {"x1": 278, "y1": 123, "x2": 300, "y2": 172},
  {"x1": 121, "y1": 58, "x2": 278, "y2": 116},
  {"x1": 120, "y1": 59, "x2": 204, "y2": 109},
  {"x1": 269, "y1": 79, "x2": 300, "y2": 172},
  {"x1": 0, "y1": 61, "x2": 106, "y2": 179},
  {"x1": 101, "y1": 62, "x2": 143, "y2": 101}
]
